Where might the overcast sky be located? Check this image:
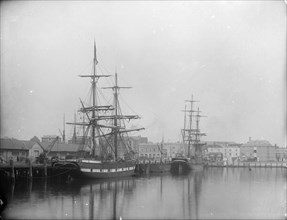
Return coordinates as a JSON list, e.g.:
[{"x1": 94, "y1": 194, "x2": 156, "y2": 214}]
[{"x1": 1, "y1": 1, "x2": 286, "y2": 147}]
